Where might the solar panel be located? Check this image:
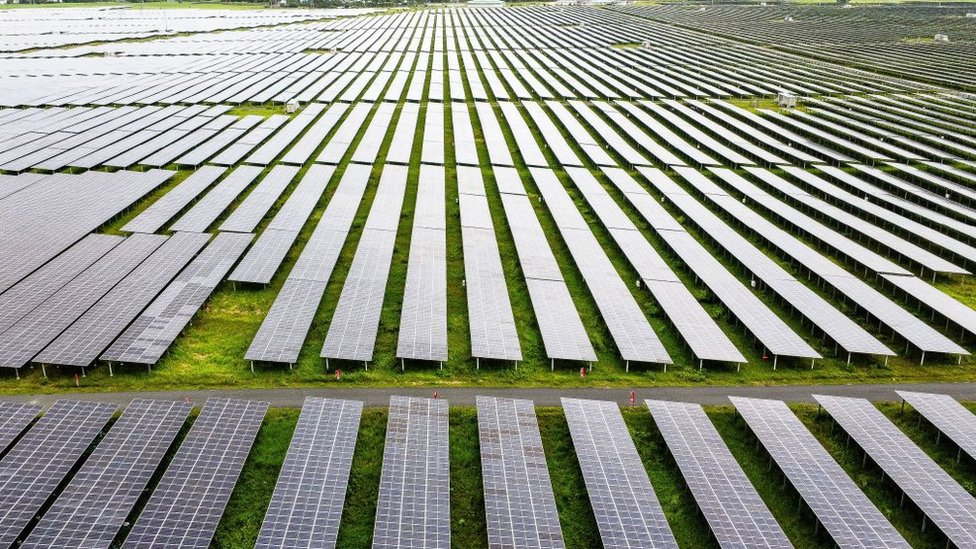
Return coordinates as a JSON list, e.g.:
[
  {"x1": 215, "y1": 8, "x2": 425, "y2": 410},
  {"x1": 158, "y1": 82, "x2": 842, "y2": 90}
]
[
  {"x1": 0, "y1": 401, "x2": 41, "y2": 454},
  {"x1": 646, "y1": 400, "x2": 791, "y2": 549},
  {"x1": 372, "y1": 396, "x2": 450, "y2": 549},
  {"x1": 730, "y1": 397, "x2": 909, "y2": 548},
  {"x1": 420, "y1": 101, "x2": 444, "y2": 165},
  {"x1": 477, "y1": 396, "x2": 564, "y2": 549},
  {"x1": 386, "y1": 102, "x2": 419, "y2": 165},
  {"x1": 247, "y1": 164, "x2": 371, "y2": 365},
  {"x1": 0, "y1": 169, "x2": 174, "y2": 295},
  {"x1": 351, "y1": 102, "x2": 396, "y2": 165},
  {"x1": 122, "y1": 398, "x2": 269, "y2": 549},
  {"x1": 175, "y1": 115, "x2": 263, "y2": 167},
  {"x1": 255, "y1": 398, "x2": 363, "y2": 549},
  {"x1": 0, "y1": 400, "x2": 118, "y2": 548},
  {"x1": 530, "y1": 168, "x2": 671, "y2": 366},
  {"x1": 815, "y1": 395, "x2": 976, "y2": 548},
  {"x1": 562, "y1": 398, "x2": 678, "y2": 549},
  {"x1": 23, "y1": 399, "x2": 192, "y2": 549},
  {"x1": 211, "y1": 115, "x2": 289, "y2": 166},
  {"x1": 35, "y1": 232, "x2": 210, "y2": 367},
  {"x1": 897, "y1": 391, "x2": 976, "y2": 462},
  {"x1": 317, "y1": 101, "x2": 373, "y2": 165},
  {"x1": 494, "y1": 175, "x2": 595, "y2": 363},
  {"x1": 0, "y1": 233, "x2": 166, "y2": 369},
  {"x1": 280, "y1": 103, "x2": 349, "y2": 166},
  {"x1": 101, "y1": 232, "x2": 252, "y2": 365}
]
